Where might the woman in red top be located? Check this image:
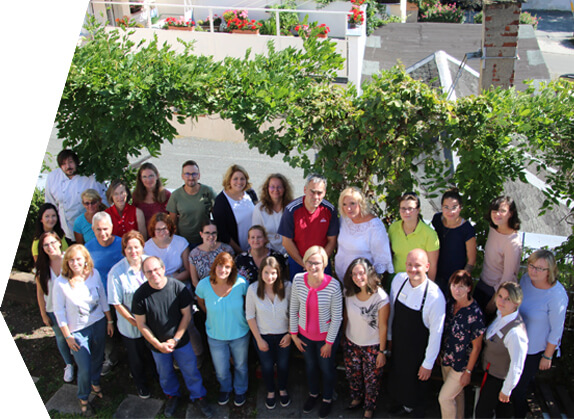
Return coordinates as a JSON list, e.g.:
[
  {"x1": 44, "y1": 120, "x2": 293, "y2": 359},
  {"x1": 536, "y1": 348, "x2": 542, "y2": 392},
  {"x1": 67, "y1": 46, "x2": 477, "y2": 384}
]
[
  {"x1": 132, "y1": 163, "x2": 171, "y2": 228},
  {"x1": 105, "y1": 179, "x2": 147, "y2": 240}
]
